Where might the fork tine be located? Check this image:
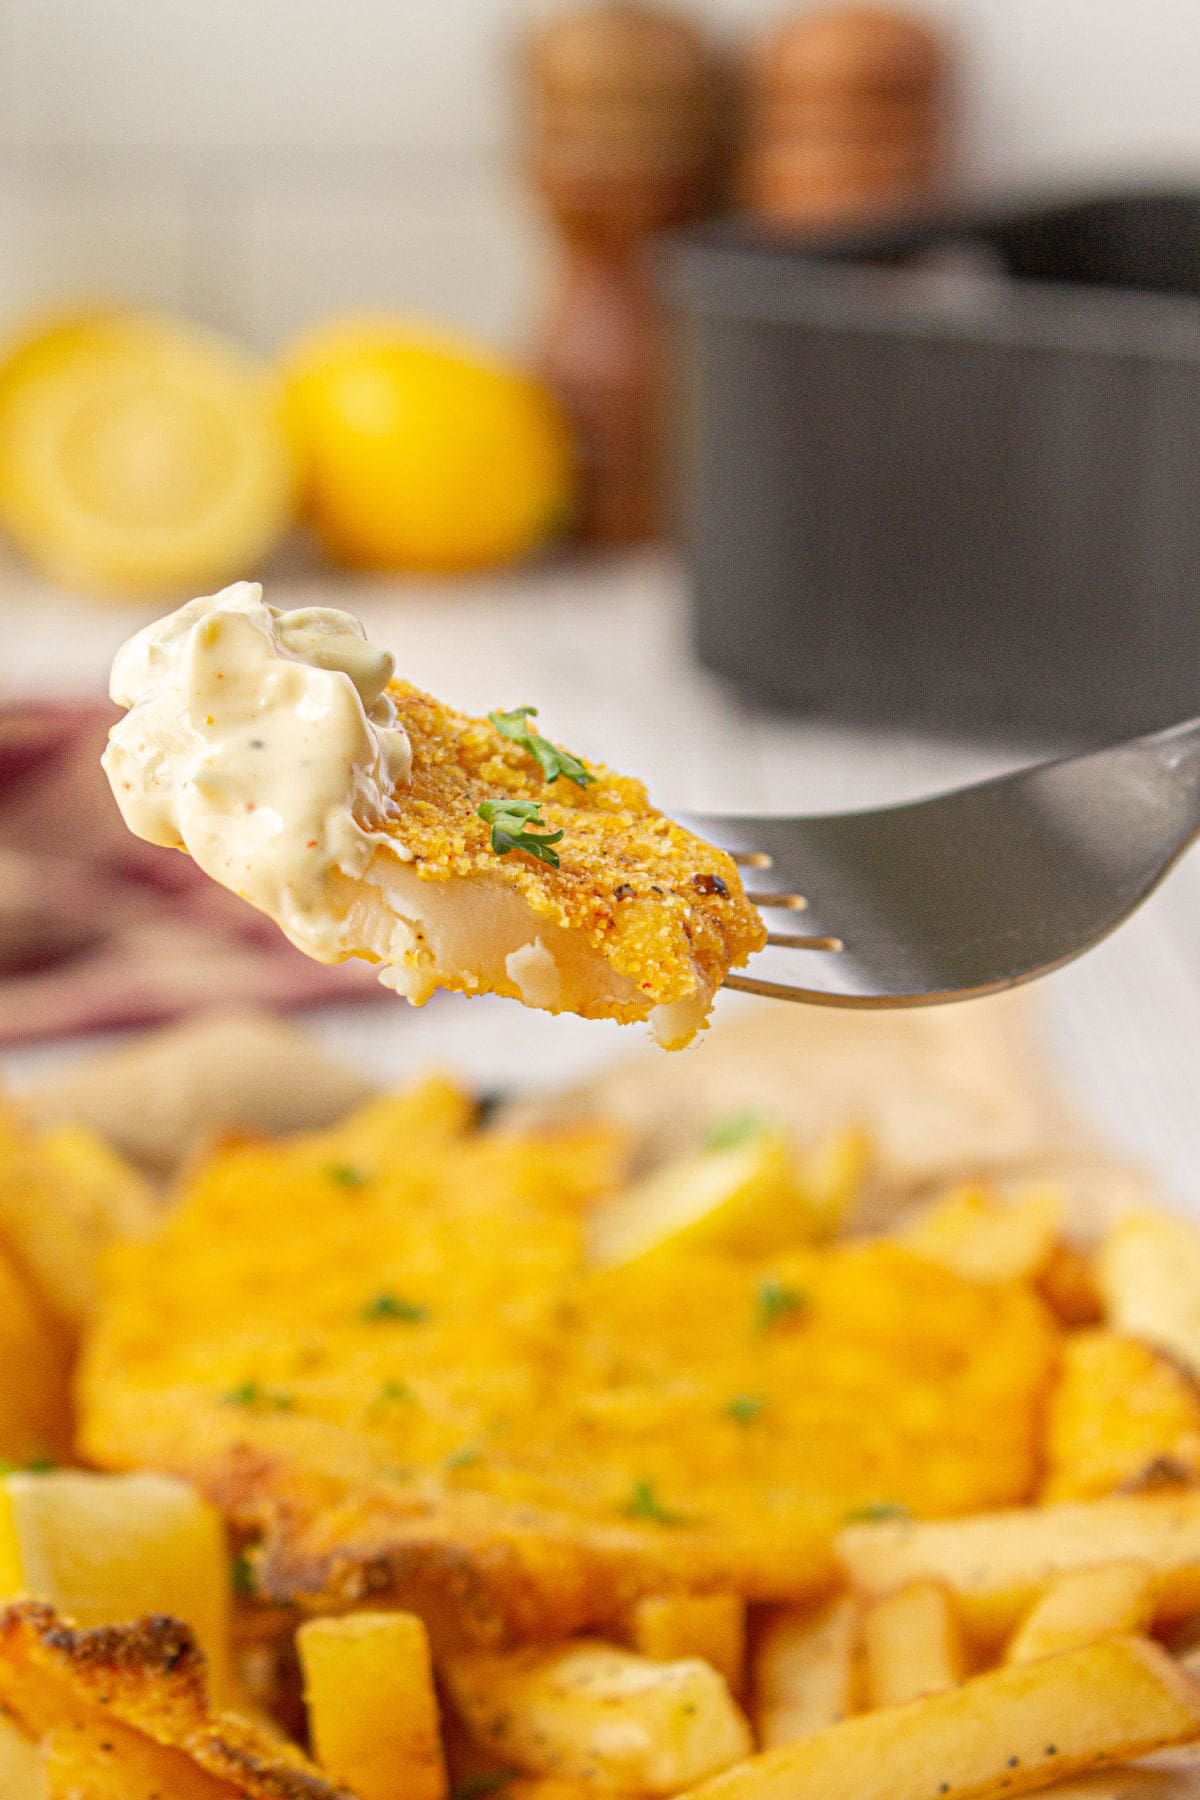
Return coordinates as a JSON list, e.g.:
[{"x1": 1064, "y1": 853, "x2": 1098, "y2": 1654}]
[
  {"x1": 730, "y1": 850, "x2": 774, "y2": 868},
  {"x1": 723, "y1": 972, "x2": 841, "y2": 1000},
  {"x1": 766, "y1": 932, "x2": 843, "y2": 951},
  {"x1": 692, "y1": 716, "x2": 1200, "y2": 1007},
  {"x1": 745, "y1": 891, "x2": 808, "y2": 910}
]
